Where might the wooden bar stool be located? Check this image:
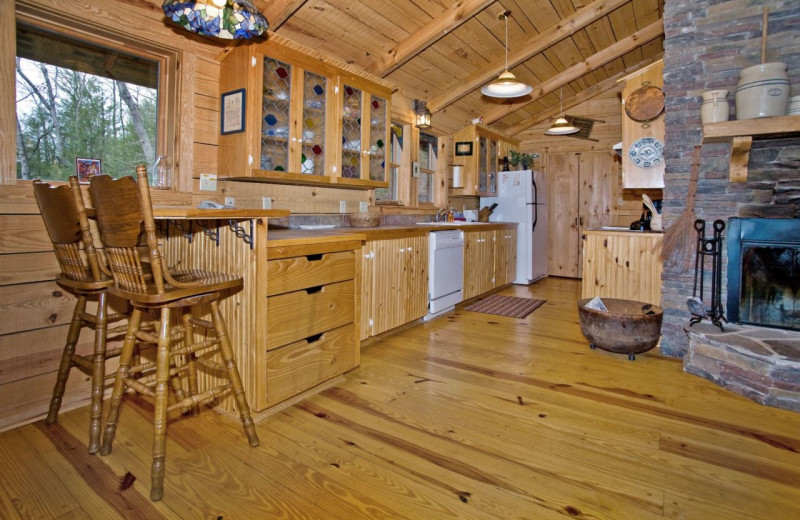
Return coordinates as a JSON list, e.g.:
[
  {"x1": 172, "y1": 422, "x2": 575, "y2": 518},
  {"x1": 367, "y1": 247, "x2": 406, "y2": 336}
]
[
  {"x1": 90, "y1": 165, "x2": 258, "y2": 501},
  {"x1": 33, "y1": 177, "x2": 129, "y2": 454}
]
